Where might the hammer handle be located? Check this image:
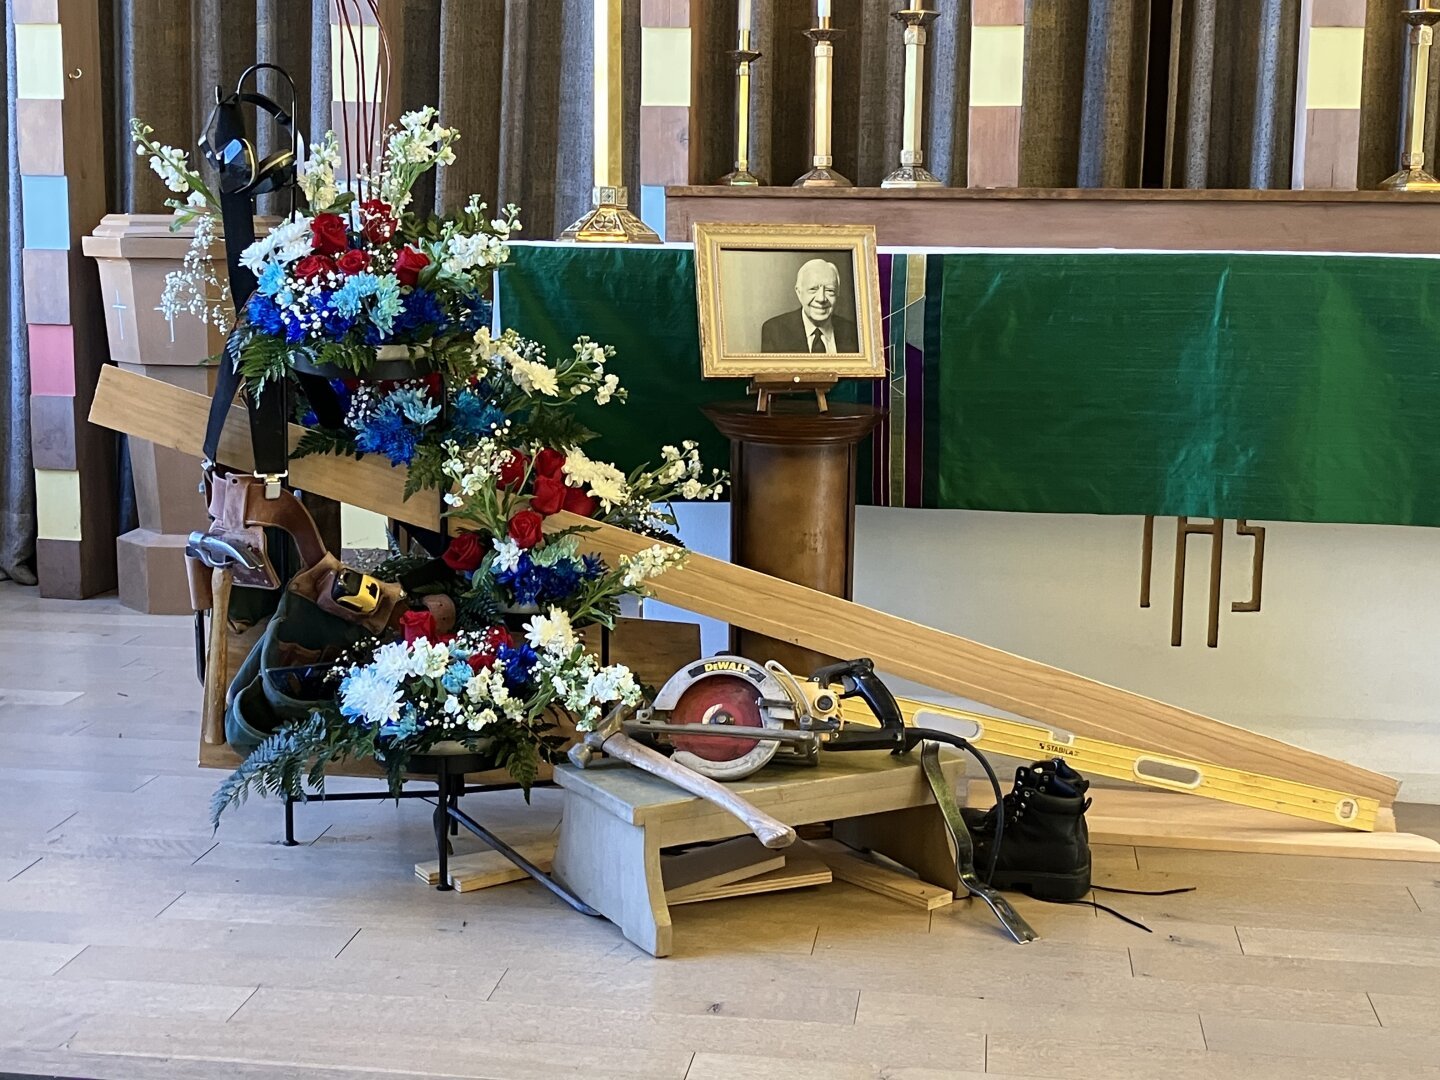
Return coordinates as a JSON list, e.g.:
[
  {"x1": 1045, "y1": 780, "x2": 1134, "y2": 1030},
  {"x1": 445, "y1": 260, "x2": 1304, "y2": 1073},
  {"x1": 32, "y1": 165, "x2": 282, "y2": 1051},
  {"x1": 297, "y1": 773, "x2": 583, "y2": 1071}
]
[{"x1": 595, "y1": 731, "x2": 797, "y2": 849}]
